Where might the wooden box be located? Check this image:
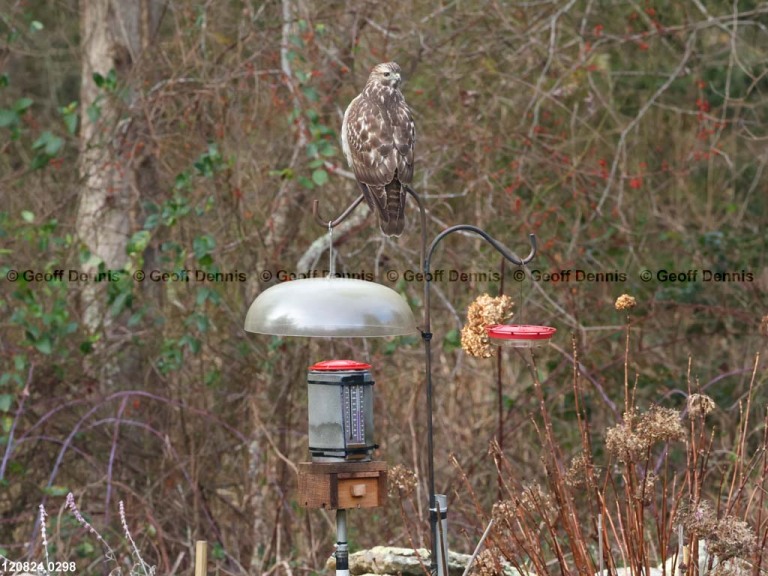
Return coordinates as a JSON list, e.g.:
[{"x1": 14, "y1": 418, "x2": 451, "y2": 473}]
[{"x1": 298, "y1": 461, "x2": 387, "y2": 510}]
